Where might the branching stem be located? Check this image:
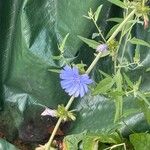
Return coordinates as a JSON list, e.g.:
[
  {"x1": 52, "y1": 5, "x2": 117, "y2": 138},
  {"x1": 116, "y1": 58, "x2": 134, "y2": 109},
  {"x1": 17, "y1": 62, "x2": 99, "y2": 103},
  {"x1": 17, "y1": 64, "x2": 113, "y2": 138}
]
[{"x1": 45, "y1": 9, "x2": 136, "y2": 150}]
